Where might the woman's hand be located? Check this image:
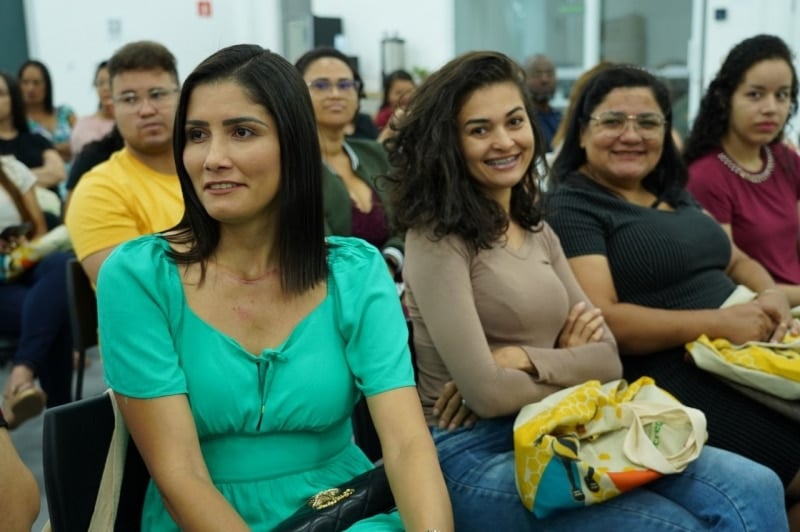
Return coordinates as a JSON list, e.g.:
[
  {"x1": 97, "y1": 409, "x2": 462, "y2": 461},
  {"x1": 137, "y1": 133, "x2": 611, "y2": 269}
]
[
  {"x1": 755, "y1": 289, "x2": 797, "y2": 341},
  {"x1": 557, "y1": 302, "x2": 605, "y2": 348},
  {"x1": 433, "y1": 381, "x2": 478, "y2": 431},
  {"x1": 714, "y1": 302, "x2": 778, "y2": 343}
]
